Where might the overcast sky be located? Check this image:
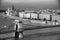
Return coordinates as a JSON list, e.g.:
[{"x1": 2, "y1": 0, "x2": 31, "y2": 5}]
[{"x1": 0, "y1": 0, "x2": 59, "y2": 10}]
